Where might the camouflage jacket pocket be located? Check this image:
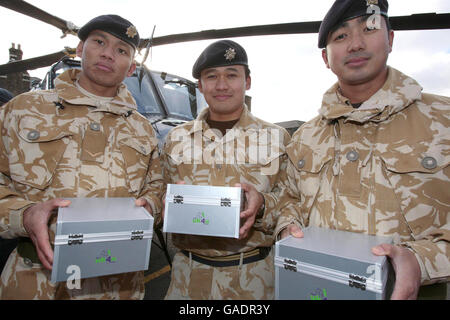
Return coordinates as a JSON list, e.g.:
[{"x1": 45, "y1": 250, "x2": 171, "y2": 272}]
[
  {"x1": 242, "y1": 148, "x2": 284, "y2": 178},
  {"x1": 380, "y1": 141, "x2": 450, "y2": 237},
  {"x1": 287, "y1": 142, "x2": 333, "y2": 211},
  {"x1": 119, "y1": 136, "x2": 156, "y2": 193},
  {"x1": 10, "y1": 118, "x2": 72, "y2": 190}
]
